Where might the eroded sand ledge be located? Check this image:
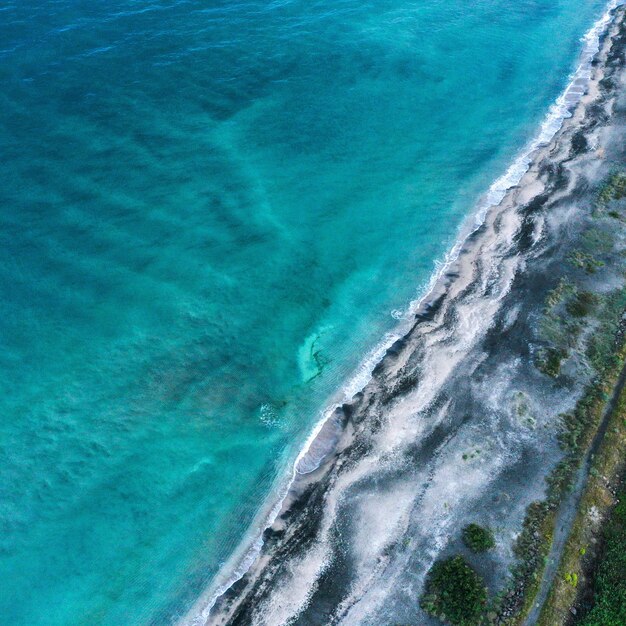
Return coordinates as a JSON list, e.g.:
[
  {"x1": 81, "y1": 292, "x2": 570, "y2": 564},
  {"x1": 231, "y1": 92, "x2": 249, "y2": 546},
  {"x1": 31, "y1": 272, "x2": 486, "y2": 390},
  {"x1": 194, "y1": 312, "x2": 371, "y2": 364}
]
[{"x1": 187, "y1": 5, "x2": 626, "y2": 626}]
